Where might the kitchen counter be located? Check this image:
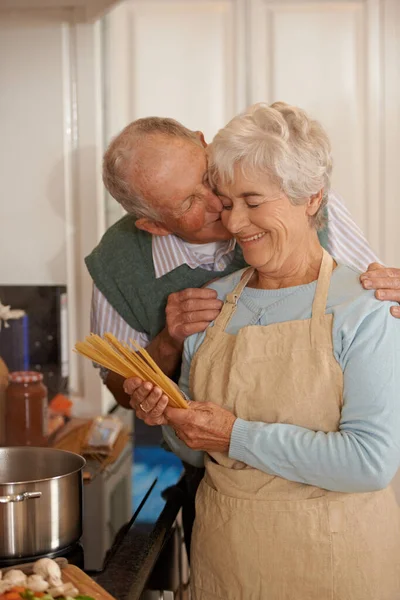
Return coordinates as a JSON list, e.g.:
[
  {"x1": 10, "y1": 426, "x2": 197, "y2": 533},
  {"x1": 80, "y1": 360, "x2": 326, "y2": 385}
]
[{"x1": 94, "y1": 476, "x2": 186, "y2": 600}]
